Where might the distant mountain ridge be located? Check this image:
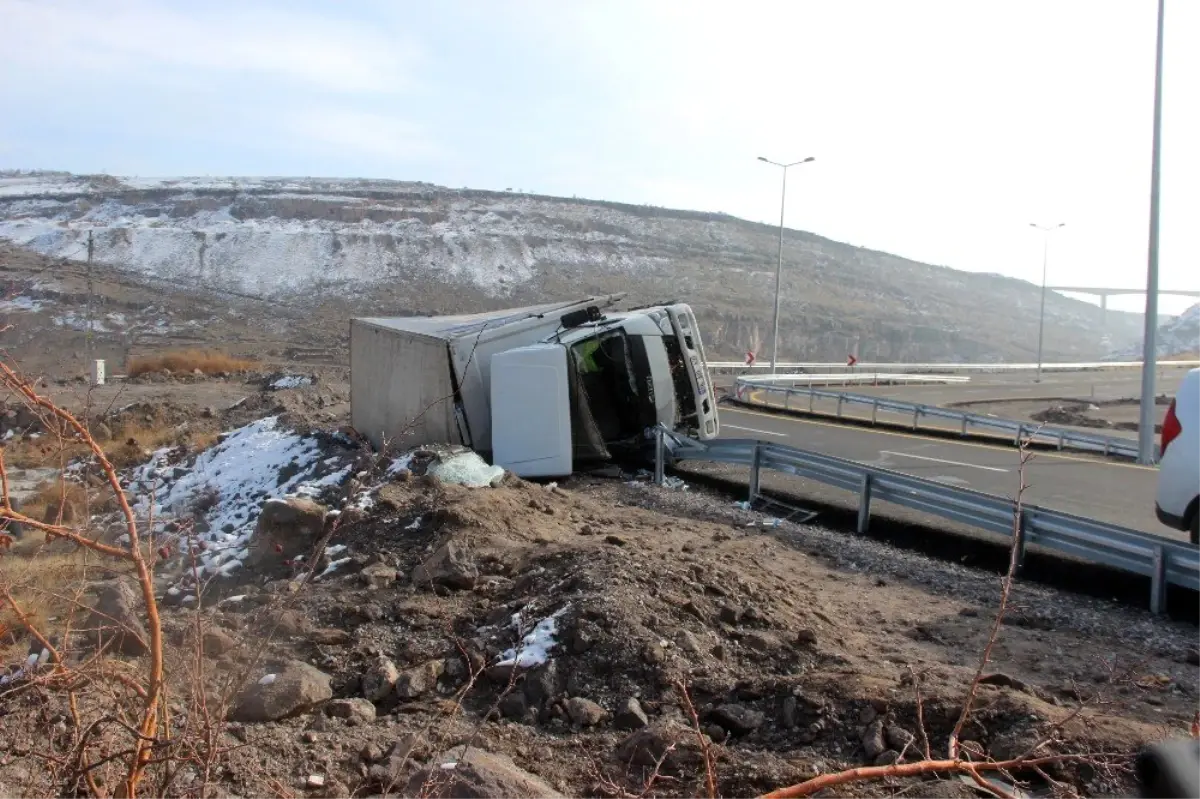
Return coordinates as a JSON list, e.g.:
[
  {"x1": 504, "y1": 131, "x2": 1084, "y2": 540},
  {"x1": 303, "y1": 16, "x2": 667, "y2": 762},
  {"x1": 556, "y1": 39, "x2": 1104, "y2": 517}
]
[{"x1": 0, "y1": 172, "x2": 1143, "y2": 361}]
